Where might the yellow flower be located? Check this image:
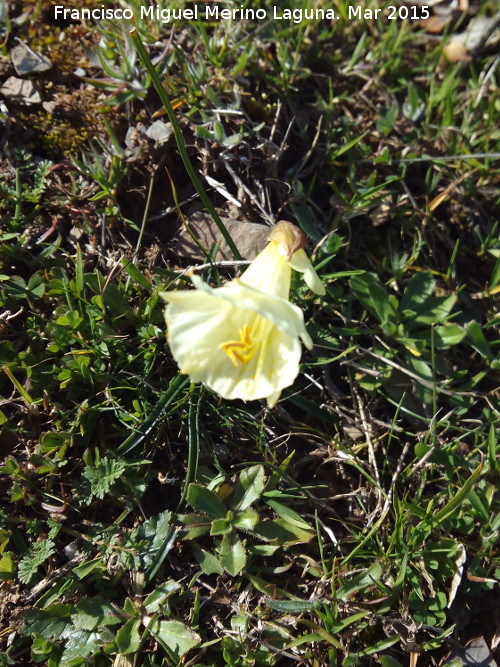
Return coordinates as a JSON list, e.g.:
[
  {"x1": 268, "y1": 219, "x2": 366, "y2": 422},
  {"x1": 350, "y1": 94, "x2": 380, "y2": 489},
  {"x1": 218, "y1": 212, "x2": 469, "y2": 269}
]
[{"x1": 161, "y1": 221, "x2": 325, "y2": 407}]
